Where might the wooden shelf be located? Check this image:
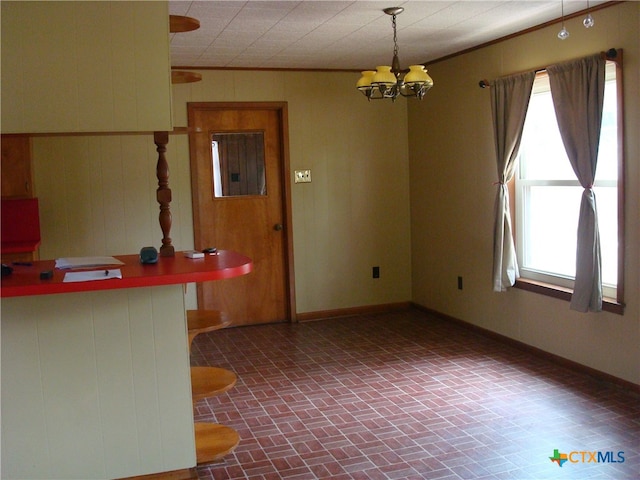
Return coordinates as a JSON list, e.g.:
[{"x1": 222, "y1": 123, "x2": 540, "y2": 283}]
[
  {"x1": 171, "y1": 71, "x2": 202, "y2": 84},
  {"x1": 188, "y1": 312, "x2": 239, "y2": 465},
  {"x1": 187, "y1": 310, "x2": 231, "y2": 349},
  {"x1": 191, "y1": 367, "x2": 237, "y2": 402},
  {"x1": 194, "y1": 423, "x2": 240, "y2": 465},
  {"x1": 169, "y1": 15, "x2": 200, "y2": 33}
]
